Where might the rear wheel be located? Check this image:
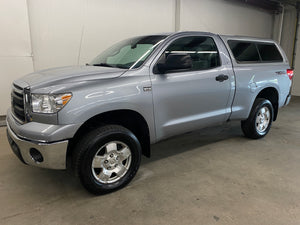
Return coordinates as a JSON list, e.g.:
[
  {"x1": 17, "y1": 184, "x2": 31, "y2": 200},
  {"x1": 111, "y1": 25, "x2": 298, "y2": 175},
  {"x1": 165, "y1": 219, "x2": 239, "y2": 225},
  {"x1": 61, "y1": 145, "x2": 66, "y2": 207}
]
[
  {"x1": 72, "y1": 125, "x2": 141, "y2": 195},
  {"x1": 241, "y1": 98, "x2": 274, "y2": 139}
]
